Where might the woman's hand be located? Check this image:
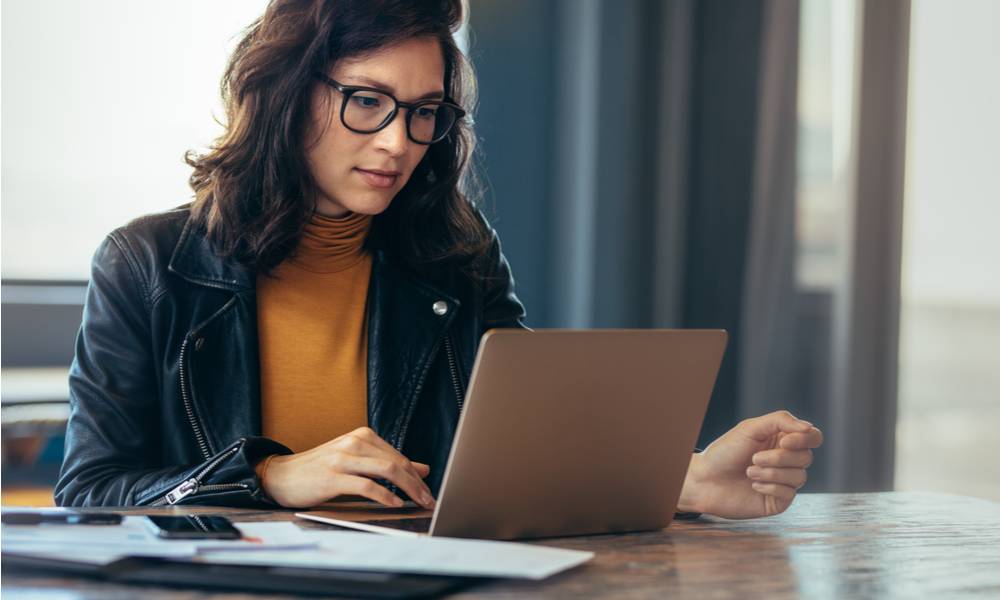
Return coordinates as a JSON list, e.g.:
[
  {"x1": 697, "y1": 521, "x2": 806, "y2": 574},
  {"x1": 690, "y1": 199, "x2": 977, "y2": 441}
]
[
  {"x1": 677, "y1": 410, "x2": 823, "y2": 519},
  {"x1": 258, "y1": 427, "x2": 435, "y2": 510}
]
